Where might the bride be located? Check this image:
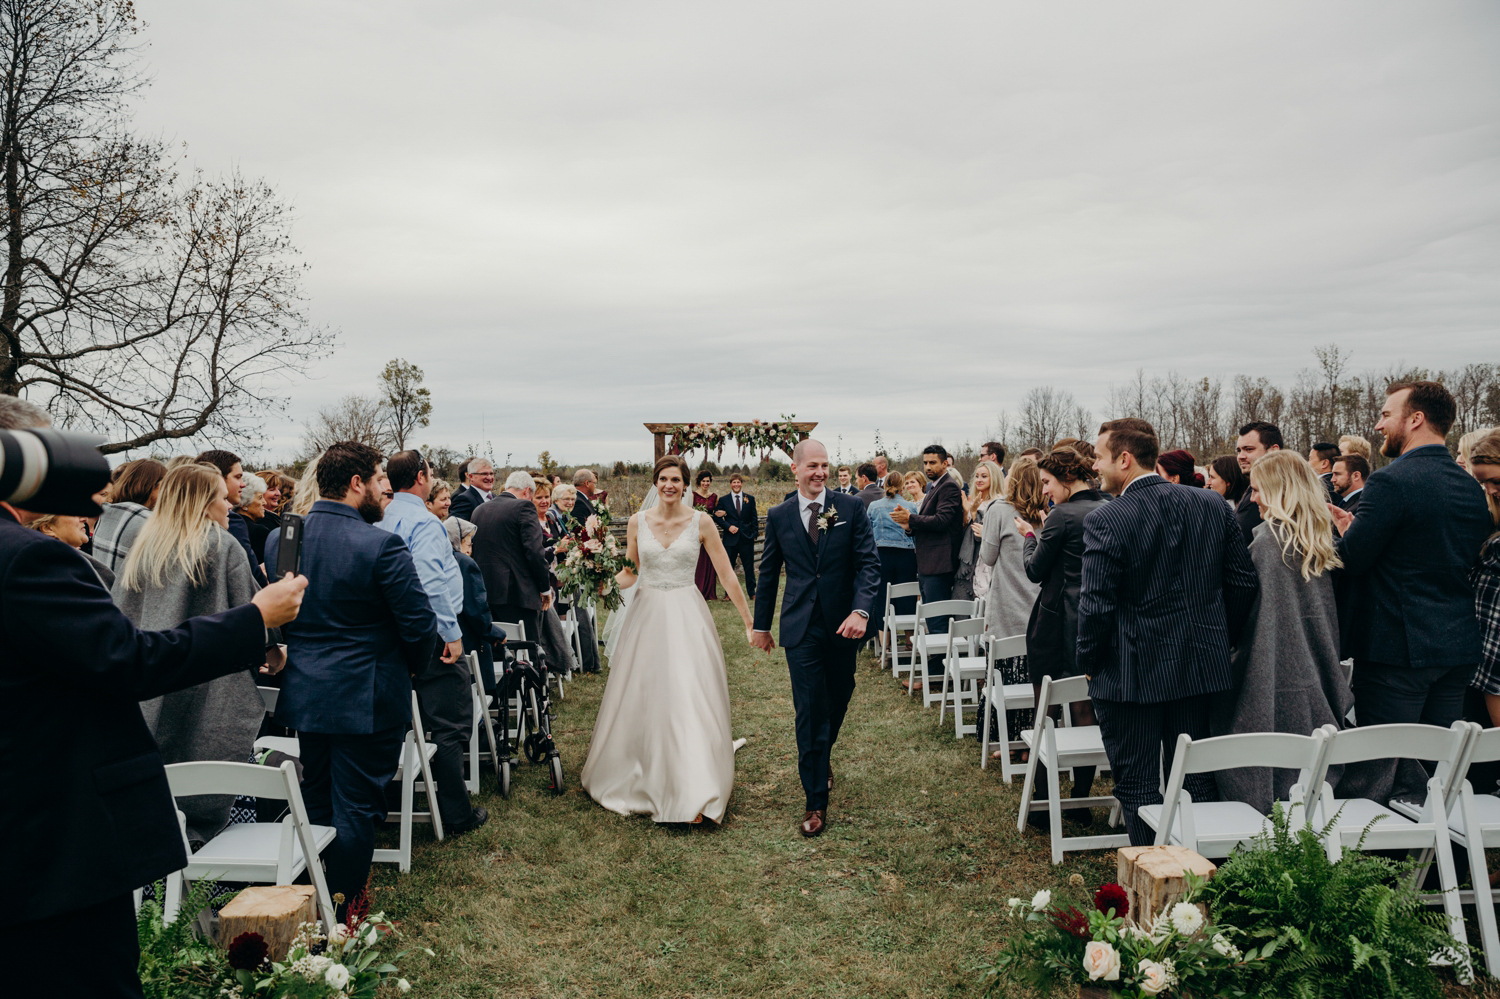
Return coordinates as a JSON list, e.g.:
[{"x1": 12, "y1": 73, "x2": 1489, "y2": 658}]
[{"x1": 580, "y1": 454, "x2": 755, "y2": 824}]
